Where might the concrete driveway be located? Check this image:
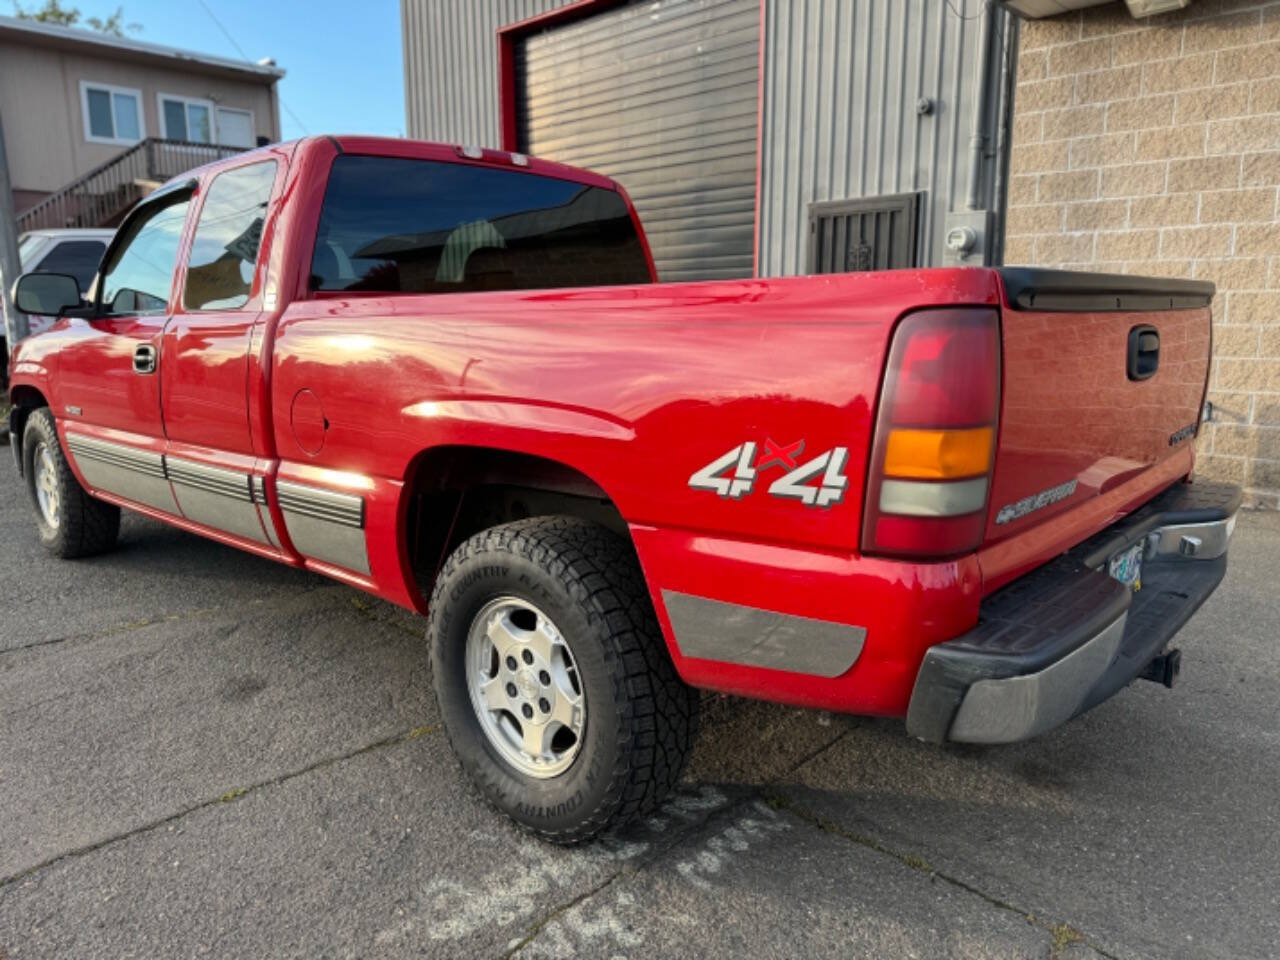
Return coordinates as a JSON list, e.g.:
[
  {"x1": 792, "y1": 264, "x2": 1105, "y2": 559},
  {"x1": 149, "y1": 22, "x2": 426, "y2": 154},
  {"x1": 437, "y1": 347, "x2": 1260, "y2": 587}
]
[{"x1": 1, "y1": 488, "x2": 1277, "y2": 959}]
